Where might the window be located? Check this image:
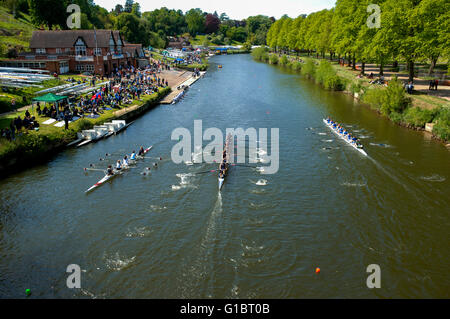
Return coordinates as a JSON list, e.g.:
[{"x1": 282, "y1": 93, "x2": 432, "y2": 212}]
[
  {"x1": 75, "y1": 45, "x2": 86, "y2": 56},
  {"x1": 117, "y1": 45, "x2": 122, "y2": 54},
  {"x1": 56, "y1": 48, "x2": 62, "y2": 54},
  {"x1": 36, "y1": 48, "x2": 46, "y2": 54},
  {"x1": 94, "y1": 48, "x2": 102, "y2": 56},
  {"x1": 65, "y1": 48, "x2": 71, "y2": 53}
]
